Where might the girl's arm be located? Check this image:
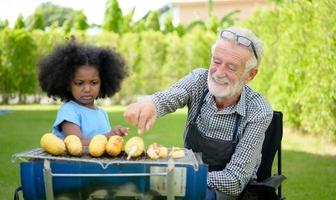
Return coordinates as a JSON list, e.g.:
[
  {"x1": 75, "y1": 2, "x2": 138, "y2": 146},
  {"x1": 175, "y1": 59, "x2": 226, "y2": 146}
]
[
  {"x1": 61, "y1": 121, "x2": 129, "y2": 146},
  {"x1": 61, "y1": 121, "x2": 92, "y2": 146}
]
